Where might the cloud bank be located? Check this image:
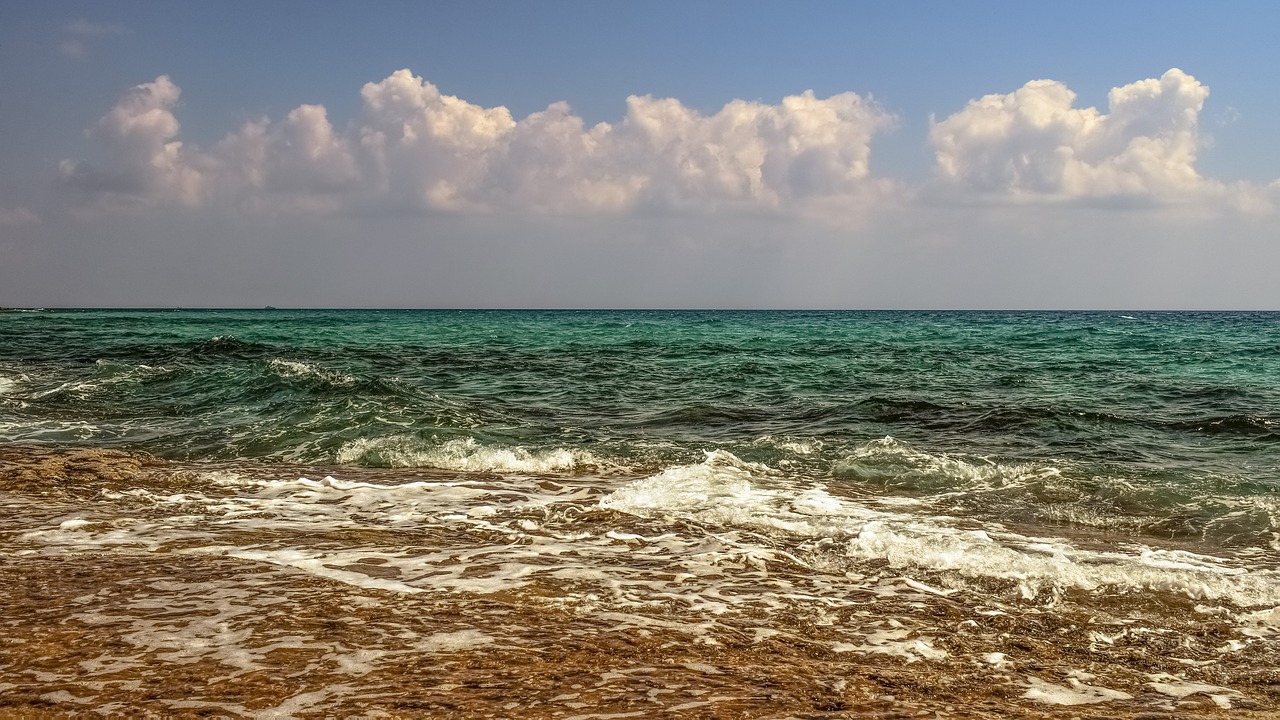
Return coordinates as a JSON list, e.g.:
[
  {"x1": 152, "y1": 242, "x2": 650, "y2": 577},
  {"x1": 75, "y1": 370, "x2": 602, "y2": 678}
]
[
  {"x1": 61, "y1": 70, "x2": 896, "y2": 217},
  {"x1": 61, "y1": 68, "x2": 1276, "y2": 218},
  {"x1": 931, "y1": 69, "x2": 1210, "y2": 199}
]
